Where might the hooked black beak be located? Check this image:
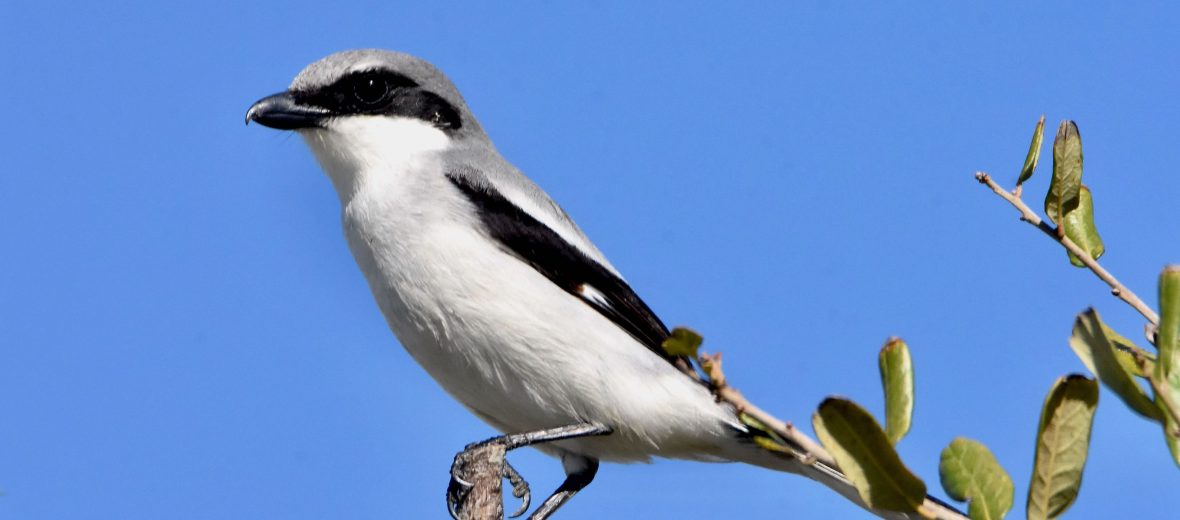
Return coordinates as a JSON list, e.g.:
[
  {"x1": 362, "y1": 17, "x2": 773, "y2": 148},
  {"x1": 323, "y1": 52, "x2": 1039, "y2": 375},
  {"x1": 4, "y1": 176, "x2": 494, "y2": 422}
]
[{"x1": 245, "y1": 92, "x2": 331, "y2": 130}]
